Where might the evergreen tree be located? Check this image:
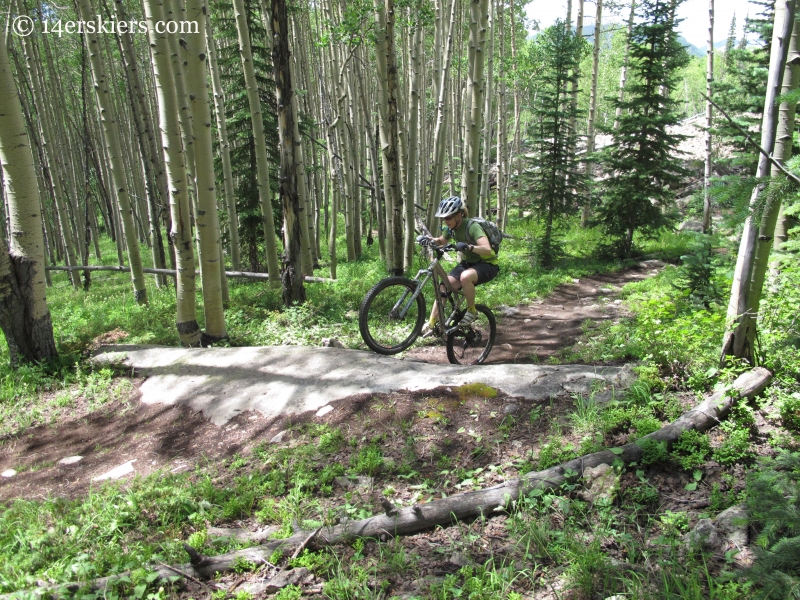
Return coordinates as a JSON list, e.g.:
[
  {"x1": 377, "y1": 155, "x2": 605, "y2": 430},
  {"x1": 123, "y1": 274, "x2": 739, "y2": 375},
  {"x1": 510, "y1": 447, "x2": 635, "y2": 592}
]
[
  {"x1": 209, "y1": 0, "x2": 281, "y2": 273},
  {"x1": 596, "y1": 0, "x2": 689, "y2": 259},
  {"x1": 525, "y1": 21, "x2": 586, "y2": 268}
]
